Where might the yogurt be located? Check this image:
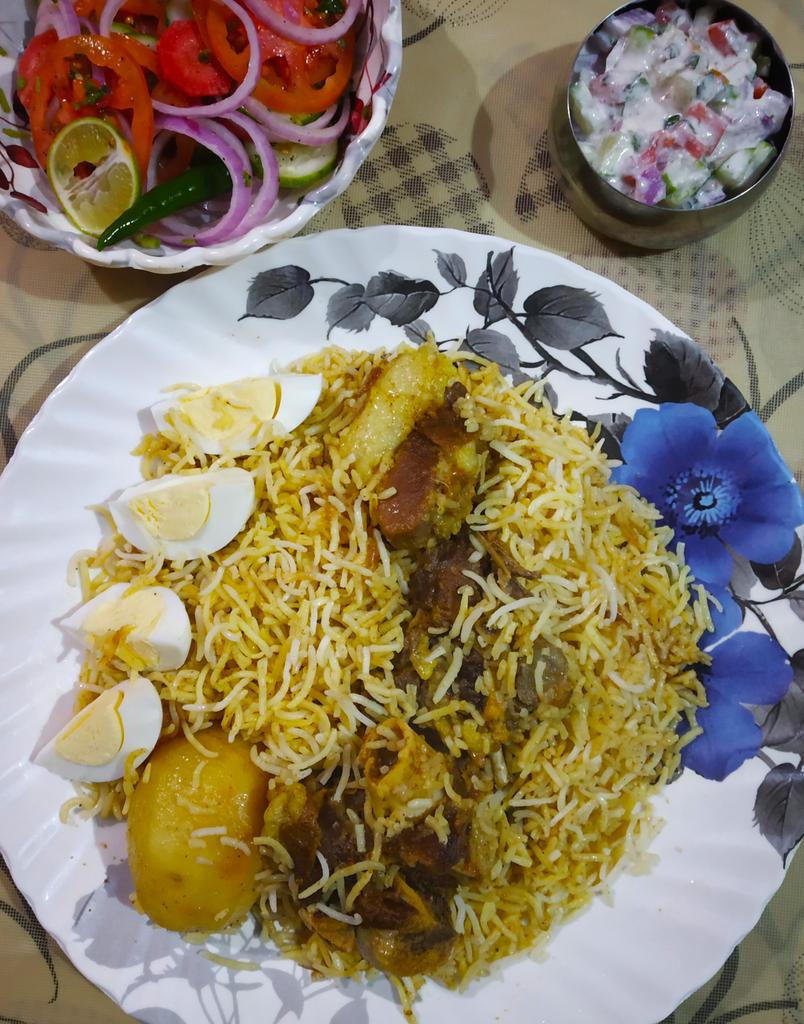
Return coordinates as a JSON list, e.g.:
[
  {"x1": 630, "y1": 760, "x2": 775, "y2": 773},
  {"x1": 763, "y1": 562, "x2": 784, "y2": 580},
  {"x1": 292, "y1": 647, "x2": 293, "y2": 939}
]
[{"x1": 570, "y1": 3, "x2": 791, "y2": 209}]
